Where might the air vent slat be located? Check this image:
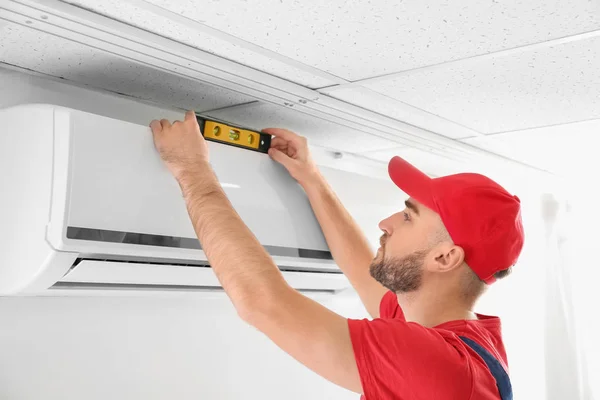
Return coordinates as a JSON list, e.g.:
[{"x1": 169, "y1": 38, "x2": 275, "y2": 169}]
[
  {"x1": 51, "y1": 281, "x2": 336, "y2": 294},
  {"x1": 72, "y1": 257, "x2": 342, "y2": 275},
  {"x1": 59, "y1": 259, "x2": 349, "y2": 293}
]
